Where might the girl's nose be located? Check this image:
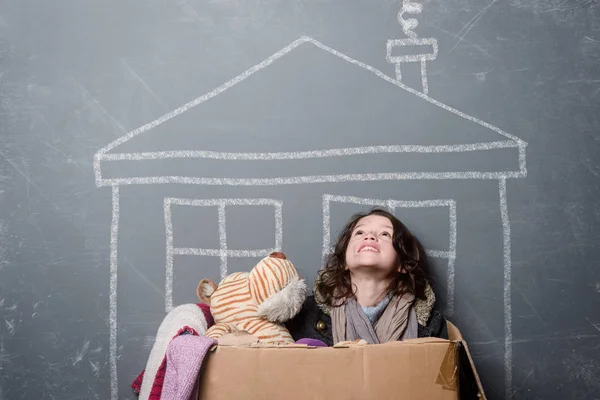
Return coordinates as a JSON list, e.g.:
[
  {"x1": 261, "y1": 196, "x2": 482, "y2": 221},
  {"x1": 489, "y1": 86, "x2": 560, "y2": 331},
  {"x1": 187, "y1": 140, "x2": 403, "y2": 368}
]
[{"x1": 363, "y1": 232, "x2": 376, "y2": 241}]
